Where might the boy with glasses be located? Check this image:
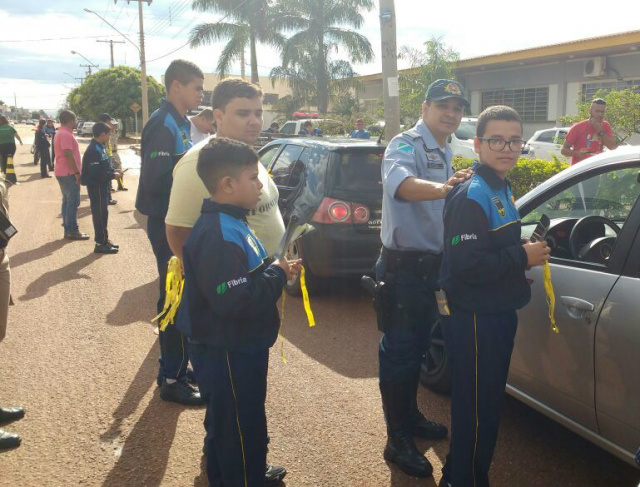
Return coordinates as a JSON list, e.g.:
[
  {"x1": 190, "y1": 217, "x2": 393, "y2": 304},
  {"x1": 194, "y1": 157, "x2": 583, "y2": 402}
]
[{"x1": 439, "y1": 106, "x2": 550, "y2": 487}]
